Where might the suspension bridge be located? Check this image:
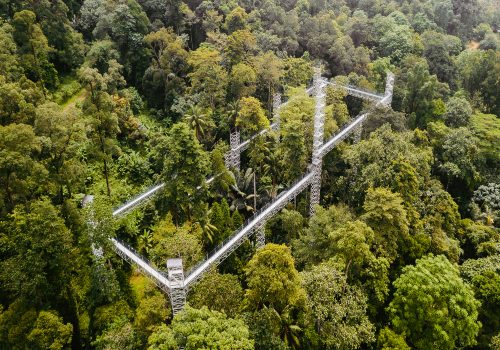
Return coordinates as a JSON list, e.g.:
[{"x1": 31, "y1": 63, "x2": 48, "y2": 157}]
[{"x1": 86, "y1": 70, "x2": 394, "y2": 314}]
